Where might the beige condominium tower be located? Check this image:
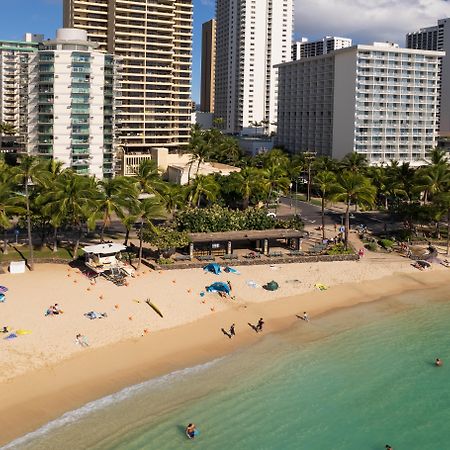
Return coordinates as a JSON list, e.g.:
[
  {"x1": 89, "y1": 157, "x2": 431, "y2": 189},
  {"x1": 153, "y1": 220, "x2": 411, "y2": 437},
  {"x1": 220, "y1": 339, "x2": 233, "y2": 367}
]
[
  {"x1": 200, "y1": 19, "x2": 216, "y2": 113},
  {"x1": 63, "y1": 0, "x2": 193, "y2": 153}
]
